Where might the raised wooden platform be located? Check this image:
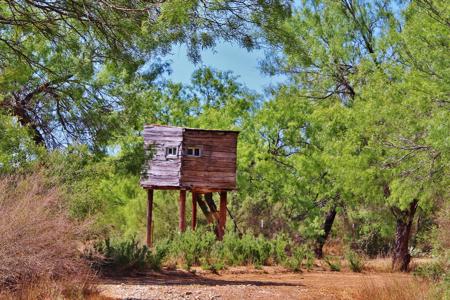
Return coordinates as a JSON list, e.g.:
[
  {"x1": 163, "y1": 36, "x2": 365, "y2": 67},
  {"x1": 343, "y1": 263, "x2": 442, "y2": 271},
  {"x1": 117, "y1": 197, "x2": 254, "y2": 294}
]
[{"x1": 145, "y1": 189, "x2": 228, "y2": 247}]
